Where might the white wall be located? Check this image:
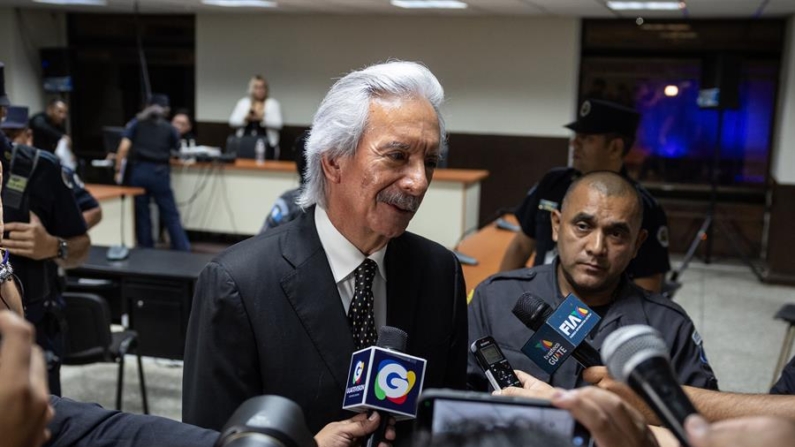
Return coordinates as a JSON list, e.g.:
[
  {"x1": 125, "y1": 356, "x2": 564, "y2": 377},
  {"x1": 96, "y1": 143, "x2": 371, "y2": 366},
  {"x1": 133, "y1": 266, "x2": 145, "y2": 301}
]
[
  {"x1": 772, "y1": 15, "x2": 795, "y2": 185},
  {"x1": 0, "y1": 9, "x2": 67, "y2": 112},
  {"x1": 197, "y1": 14, "x2": 580, "y2": 137}
]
